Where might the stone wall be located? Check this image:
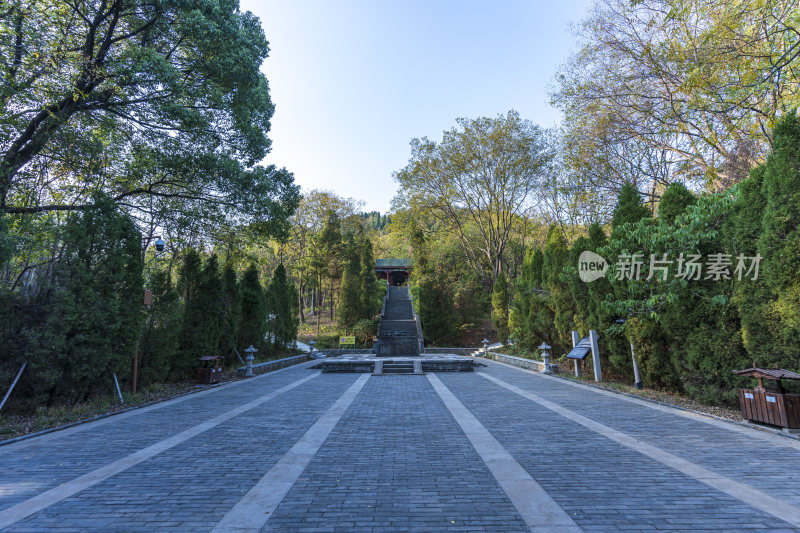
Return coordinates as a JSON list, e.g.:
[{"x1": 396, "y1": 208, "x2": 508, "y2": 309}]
[
  {"x1": 316, "y1": 348, "x2": 373, "y2": 357},
  {"x1": 237, "y1": 354, "x2": 309, "y2": 377},
  {"x1": 425, "y1": 347, "x2": 481, "y2": 356},
  {"x1": 491, "y1": 352, "x2": 559, "y2": 373}
]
